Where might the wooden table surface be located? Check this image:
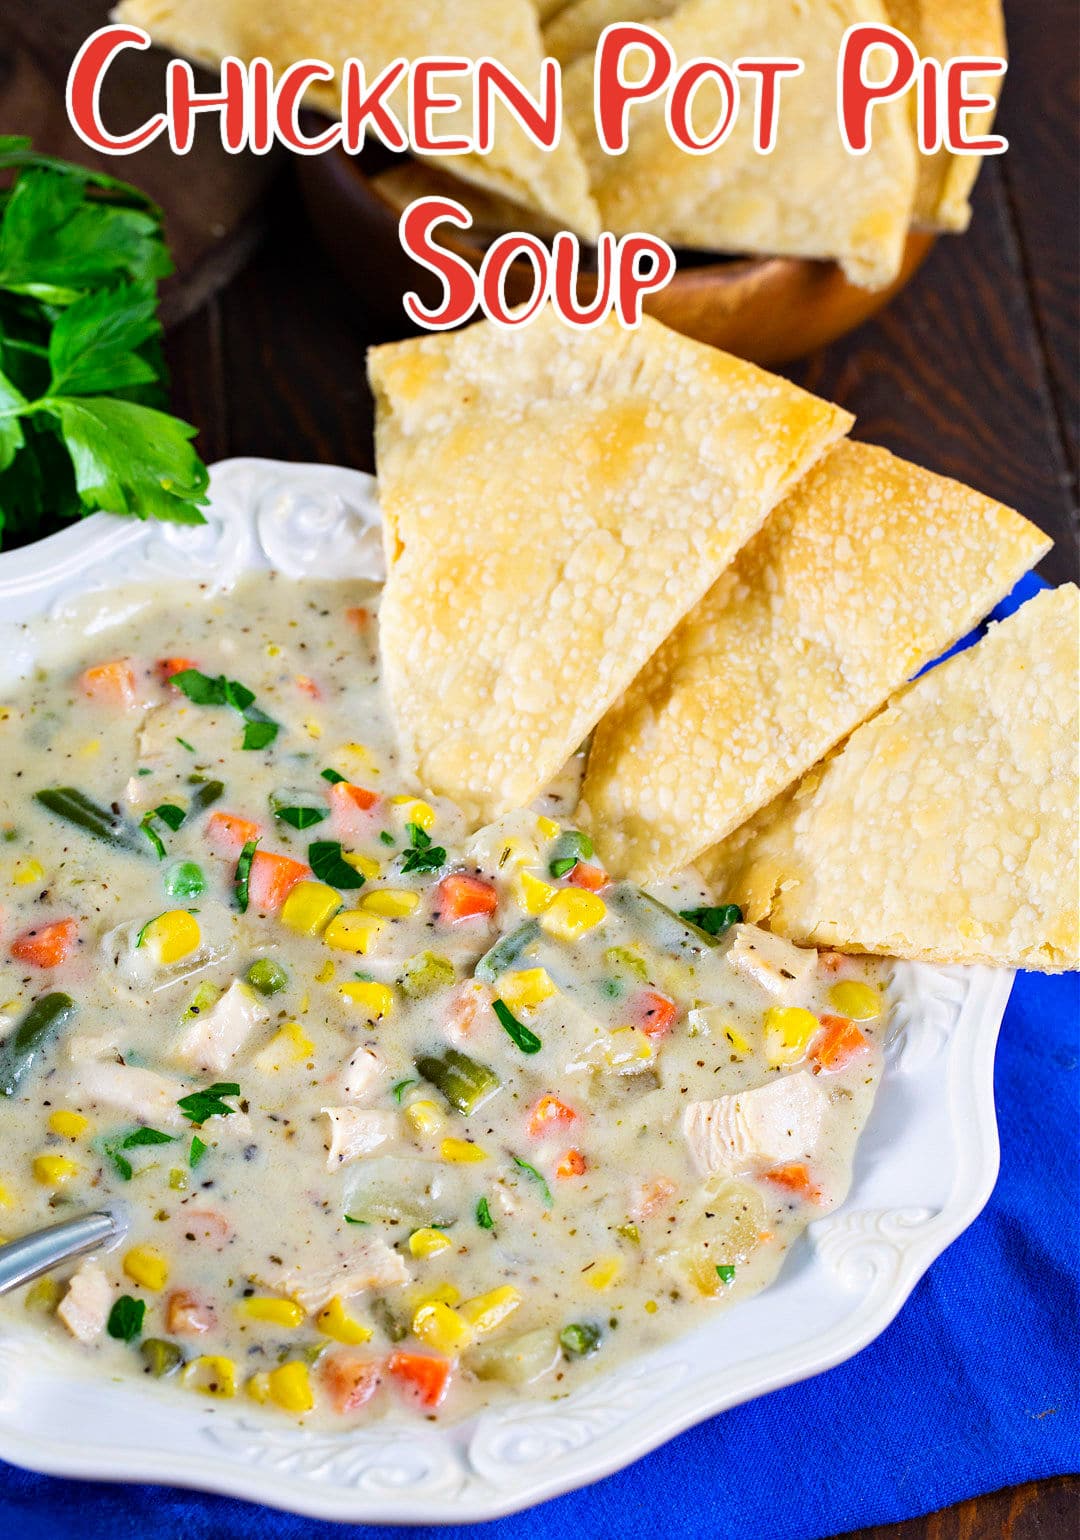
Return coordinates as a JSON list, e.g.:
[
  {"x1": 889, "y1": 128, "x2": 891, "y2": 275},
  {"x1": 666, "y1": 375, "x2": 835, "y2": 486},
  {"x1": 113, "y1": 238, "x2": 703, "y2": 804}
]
[{"x1": 2, "y1": 0, "x2": 1077, "y2": 1533}]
